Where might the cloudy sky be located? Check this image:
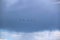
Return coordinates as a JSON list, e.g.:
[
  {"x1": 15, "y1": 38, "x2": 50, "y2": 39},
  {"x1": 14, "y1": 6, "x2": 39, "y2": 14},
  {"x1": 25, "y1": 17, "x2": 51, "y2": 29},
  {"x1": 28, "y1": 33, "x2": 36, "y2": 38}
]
[
  {"x1": 0, "y1": 0, "x2": 60, "y2": 40},
  {"x1": 0, "y1": 29, "x2": 60, "y2": 40}
]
